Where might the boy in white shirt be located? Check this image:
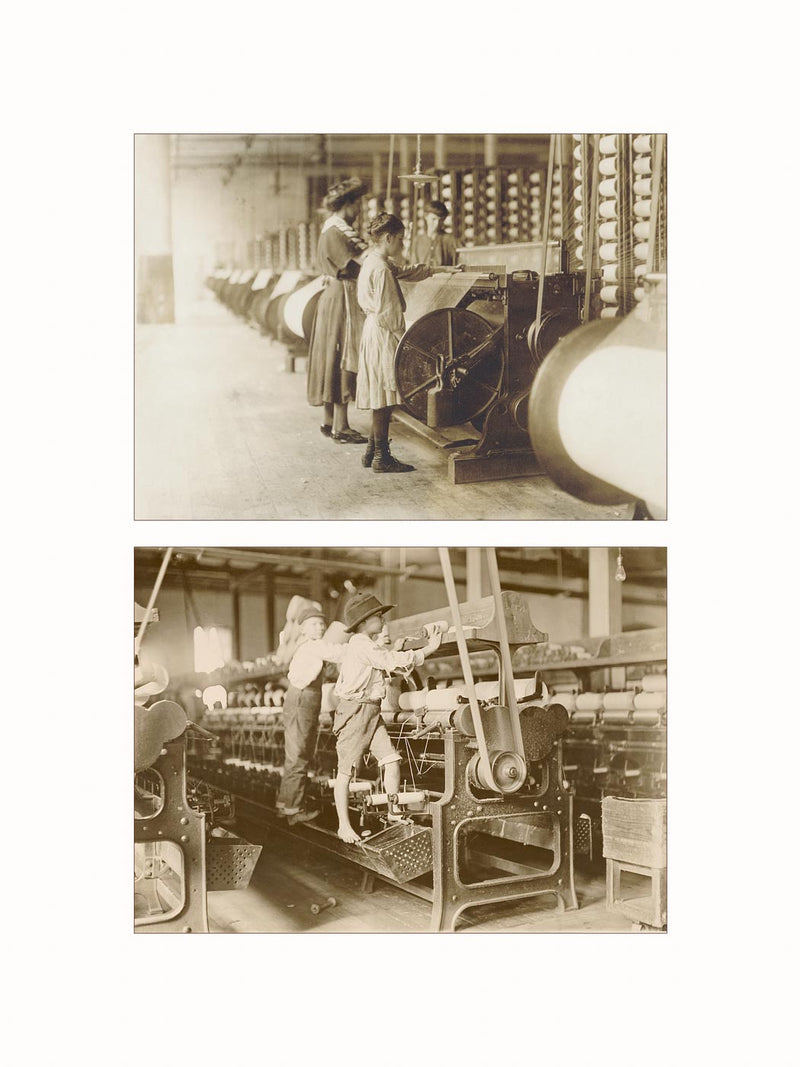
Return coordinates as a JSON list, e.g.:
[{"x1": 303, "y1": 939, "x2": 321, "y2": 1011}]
[
  {"x1": 333, "y1": 592, "x2": 443, "y2": 843},
  {"x1": 278, "y1": 607, "x2": 348, "y2": 825}
]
